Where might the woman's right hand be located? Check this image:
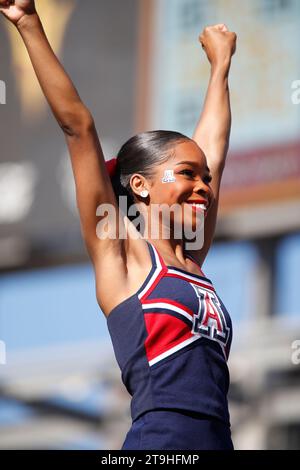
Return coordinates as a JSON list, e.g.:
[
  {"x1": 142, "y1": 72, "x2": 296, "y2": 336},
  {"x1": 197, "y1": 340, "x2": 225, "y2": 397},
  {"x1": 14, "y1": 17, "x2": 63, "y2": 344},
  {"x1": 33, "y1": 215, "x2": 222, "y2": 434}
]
[{"x1": 0, "y1": 0, "x2": 36, "y2": 26}]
